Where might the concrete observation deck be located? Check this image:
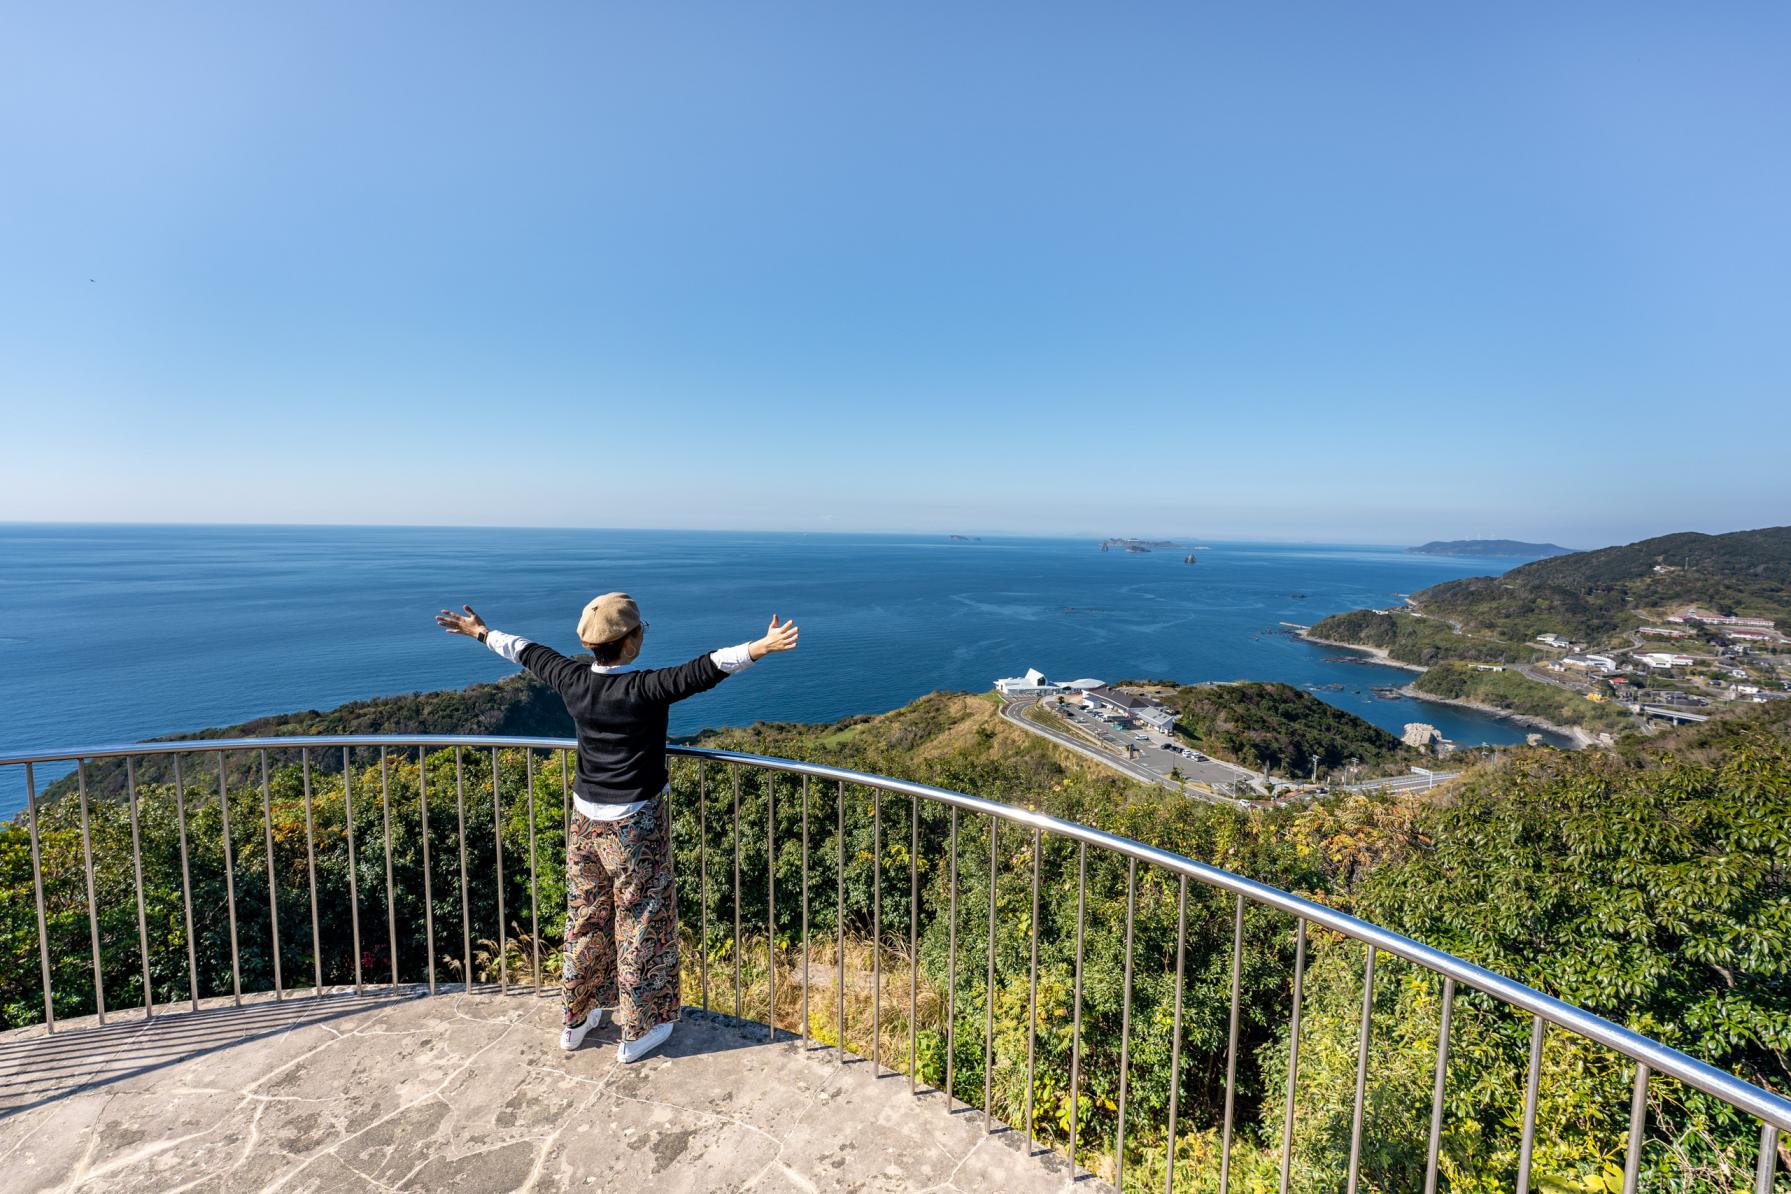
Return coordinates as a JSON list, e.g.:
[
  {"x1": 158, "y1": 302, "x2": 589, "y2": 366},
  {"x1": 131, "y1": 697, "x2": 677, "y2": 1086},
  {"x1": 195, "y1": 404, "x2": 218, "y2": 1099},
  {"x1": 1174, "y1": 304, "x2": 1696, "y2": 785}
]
[{"x1": 0, "y1": 989, "x2": 1099, "y2": 1193}]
